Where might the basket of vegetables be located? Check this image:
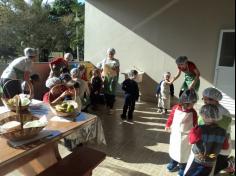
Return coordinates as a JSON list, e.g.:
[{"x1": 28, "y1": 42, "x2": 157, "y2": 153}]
[
  {"x1": 48, "y1": 83, "x2": 80, "y2": 118},
  {"x1": 1, "y1": 79, "x2": 32, "y2": 112},
  {"x1": 0, "y1": 97, "x2": 47, "y2": 141}
]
